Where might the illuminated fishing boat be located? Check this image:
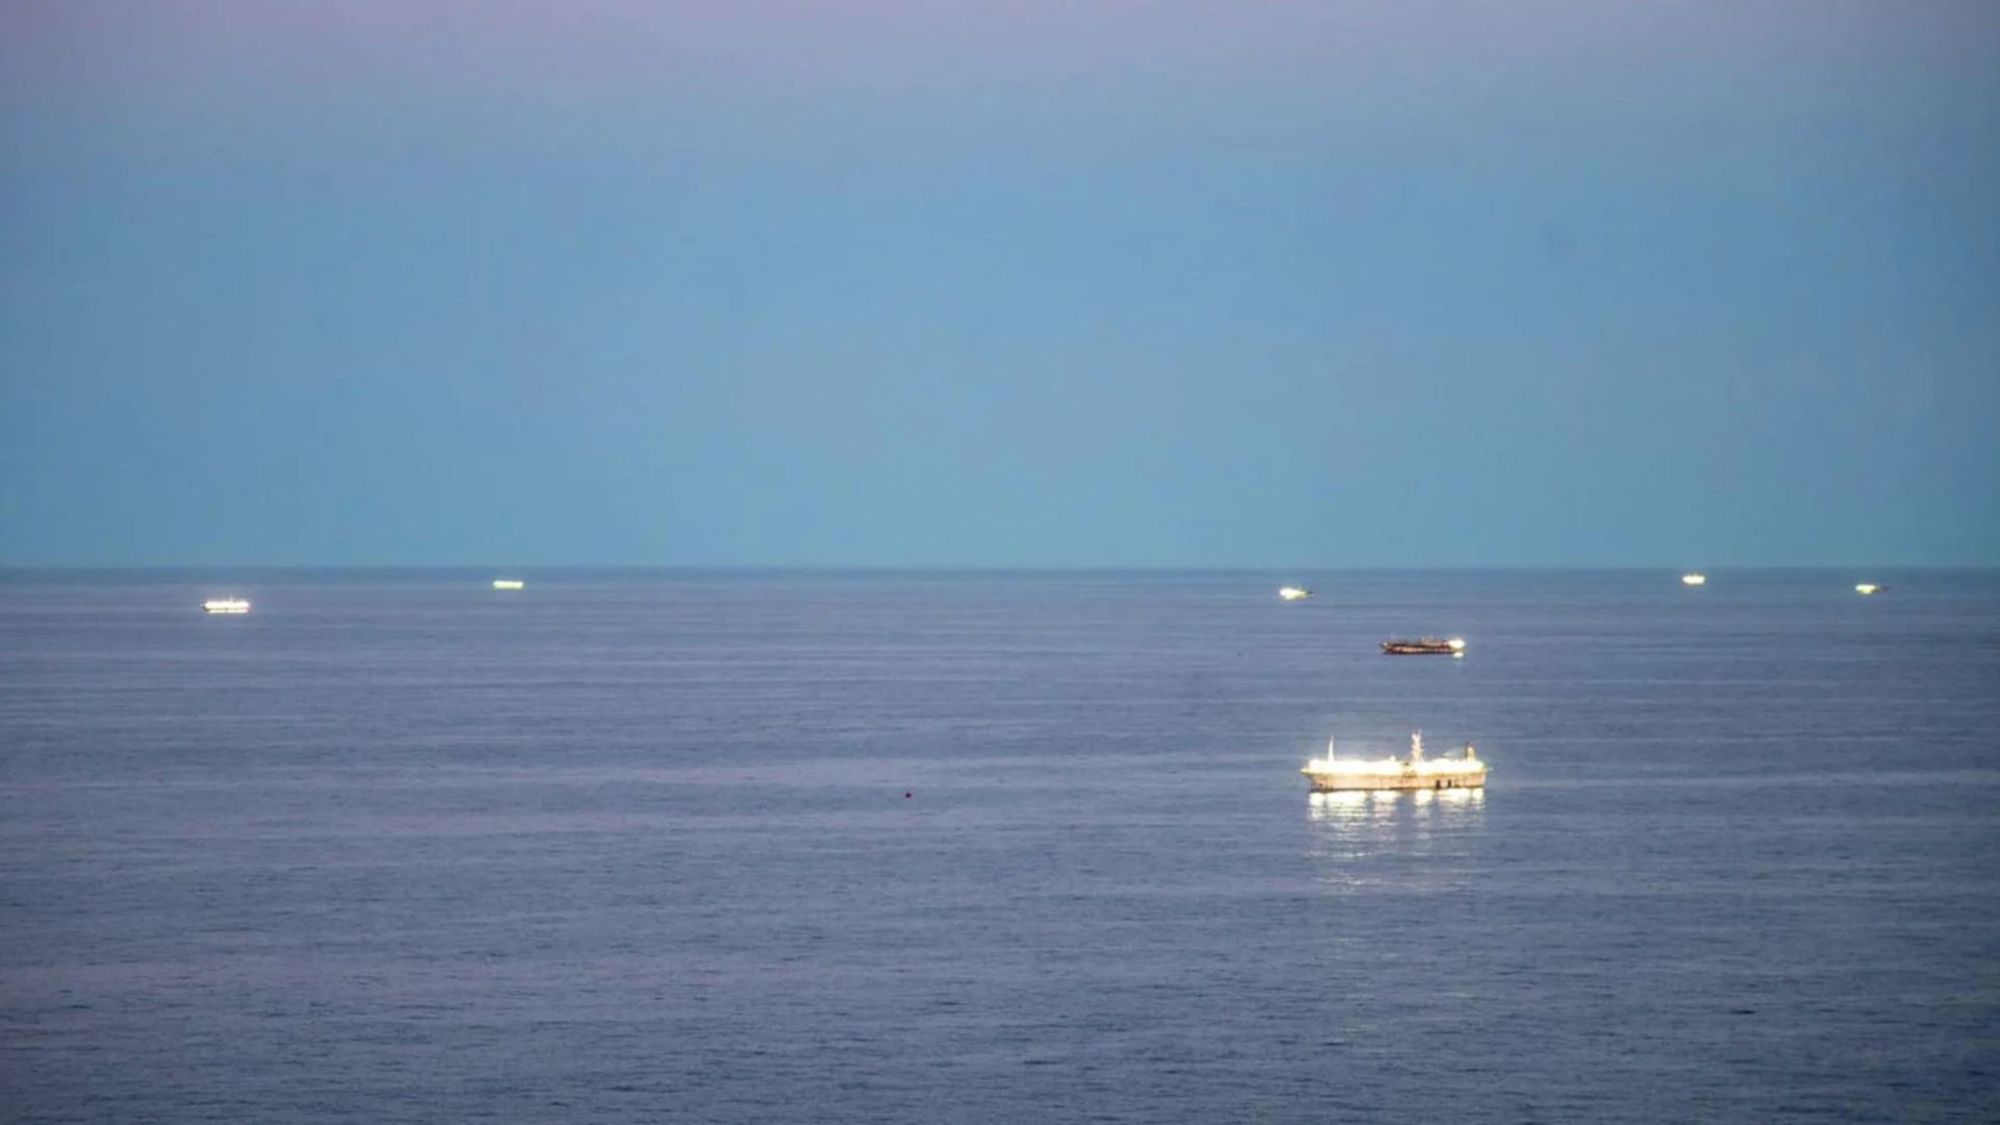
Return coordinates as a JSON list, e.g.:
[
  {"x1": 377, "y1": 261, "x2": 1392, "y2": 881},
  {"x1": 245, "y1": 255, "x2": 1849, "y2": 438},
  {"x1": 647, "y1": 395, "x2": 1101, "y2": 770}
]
[
  {"x1": 1278, "y1": 586, "x2": 1312, "y2": 601},
  {"x1": 1302, "y1": 732, "x2": 1486, "y2": 792},
  {"x1": 202, "y1": 598, "x2": 251, "y2": 615},
  {"x1": 1380, "y1": 636, "x2": 1464, "y2": 656}
]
